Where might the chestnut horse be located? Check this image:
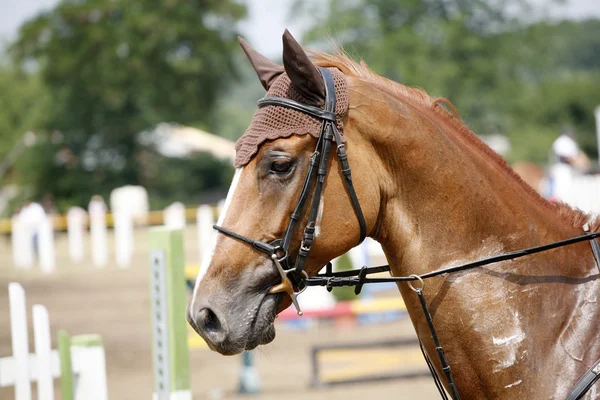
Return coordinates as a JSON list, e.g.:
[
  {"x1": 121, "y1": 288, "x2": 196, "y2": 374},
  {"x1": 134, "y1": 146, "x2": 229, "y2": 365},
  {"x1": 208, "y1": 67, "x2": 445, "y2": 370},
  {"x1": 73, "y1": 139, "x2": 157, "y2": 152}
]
[{"x1": 188, "y1": 31, "x2": 600, "y2": 399}]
